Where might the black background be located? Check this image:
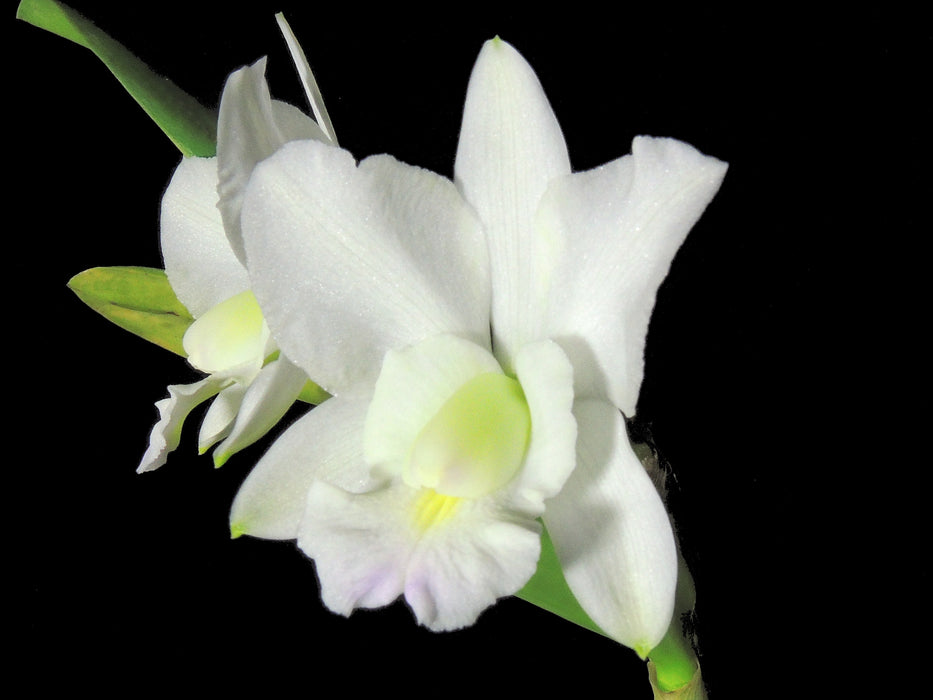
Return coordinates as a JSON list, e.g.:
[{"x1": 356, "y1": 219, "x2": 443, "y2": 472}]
[{"x1": 14, "y1": 2, "x2": 925, "y2": 696}]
